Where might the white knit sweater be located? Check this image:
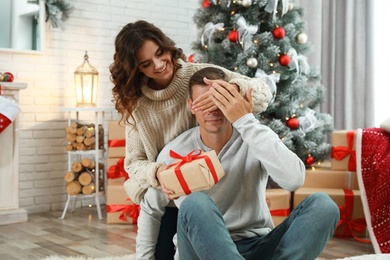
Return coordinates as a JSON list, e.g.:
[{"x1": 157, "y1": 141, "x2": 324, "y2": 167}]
[{"x1": 124, "y1": 59, "x2": 272, "y2": 204}]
